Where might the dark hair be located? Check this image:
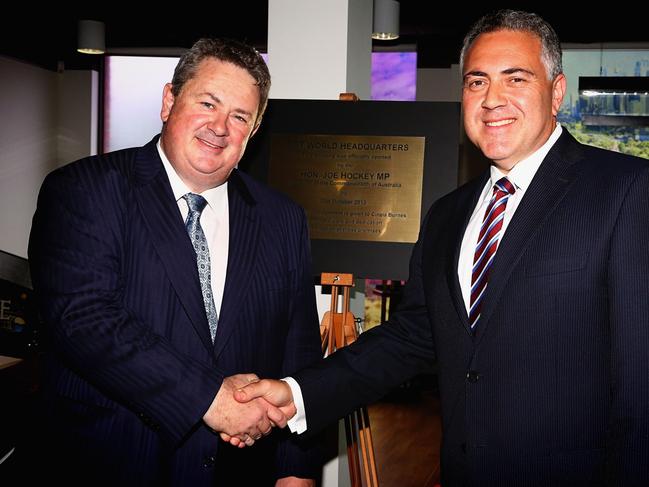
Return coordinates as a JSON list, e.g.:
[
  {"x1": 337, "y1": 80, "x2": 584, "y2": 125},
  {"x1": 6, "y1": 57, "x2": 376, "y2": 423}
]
[
  {"x1": 460, "y1": 9, "x2": 563, "y2": 80},
  {"x1": 171, "y1": 37, "x2": 271, "y2": 128}
]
